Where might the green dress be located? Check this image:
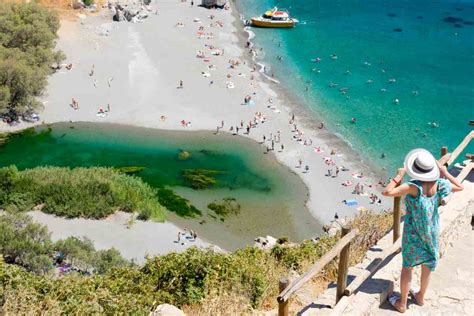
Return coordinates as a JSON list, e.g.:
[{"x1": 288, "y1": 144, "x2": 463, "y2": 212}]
[{"x1": 402, "y1": 179, "x2": 451, "y2": 271}]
